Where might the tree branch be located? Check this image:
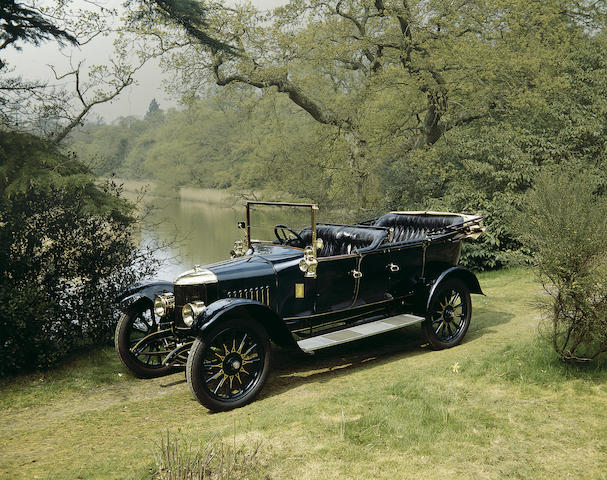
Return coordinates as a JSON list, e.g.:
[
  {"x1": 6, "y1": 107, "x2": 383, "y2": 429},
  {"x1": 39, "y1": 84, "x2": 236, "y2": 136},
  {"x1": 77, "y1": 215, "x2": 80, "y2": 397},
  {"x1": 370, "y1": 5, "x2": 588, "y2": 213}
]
[
  {"x1": 50, "y1": 60, "x2": 145, "y2": 144},
  {"x1": 211, "y1": 52, "x2": 351, "y2": 129}
]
